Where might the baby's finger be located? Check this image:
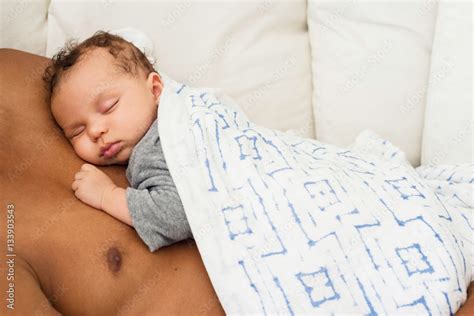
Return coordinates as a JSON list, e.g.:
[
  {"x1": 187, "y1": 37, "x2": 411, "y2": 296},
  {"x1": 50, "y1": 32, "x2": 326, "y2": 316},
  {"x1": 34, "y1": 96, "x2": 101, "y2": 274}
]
[
  {"x1": 71, "y1": 180, "x2": 79, "y2": 191},
  {"x1": 74, "y1": 172, "x2": 83, "y2": 180},
  {"x1": 81, "y1": 163, "x2": 95, "y2": 171}
]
